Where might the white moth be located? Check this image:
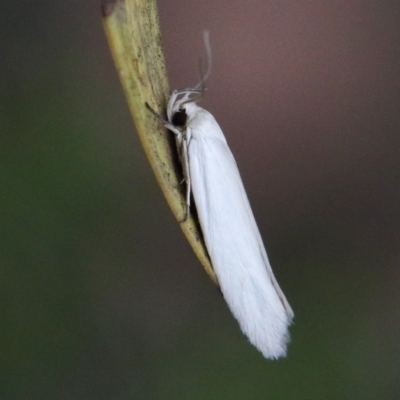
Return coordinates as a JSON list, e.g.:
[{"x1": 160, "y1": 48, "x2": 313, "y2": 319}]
[{"x1": 147, "y1": 34, "x2": 293, "y2": 359}]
